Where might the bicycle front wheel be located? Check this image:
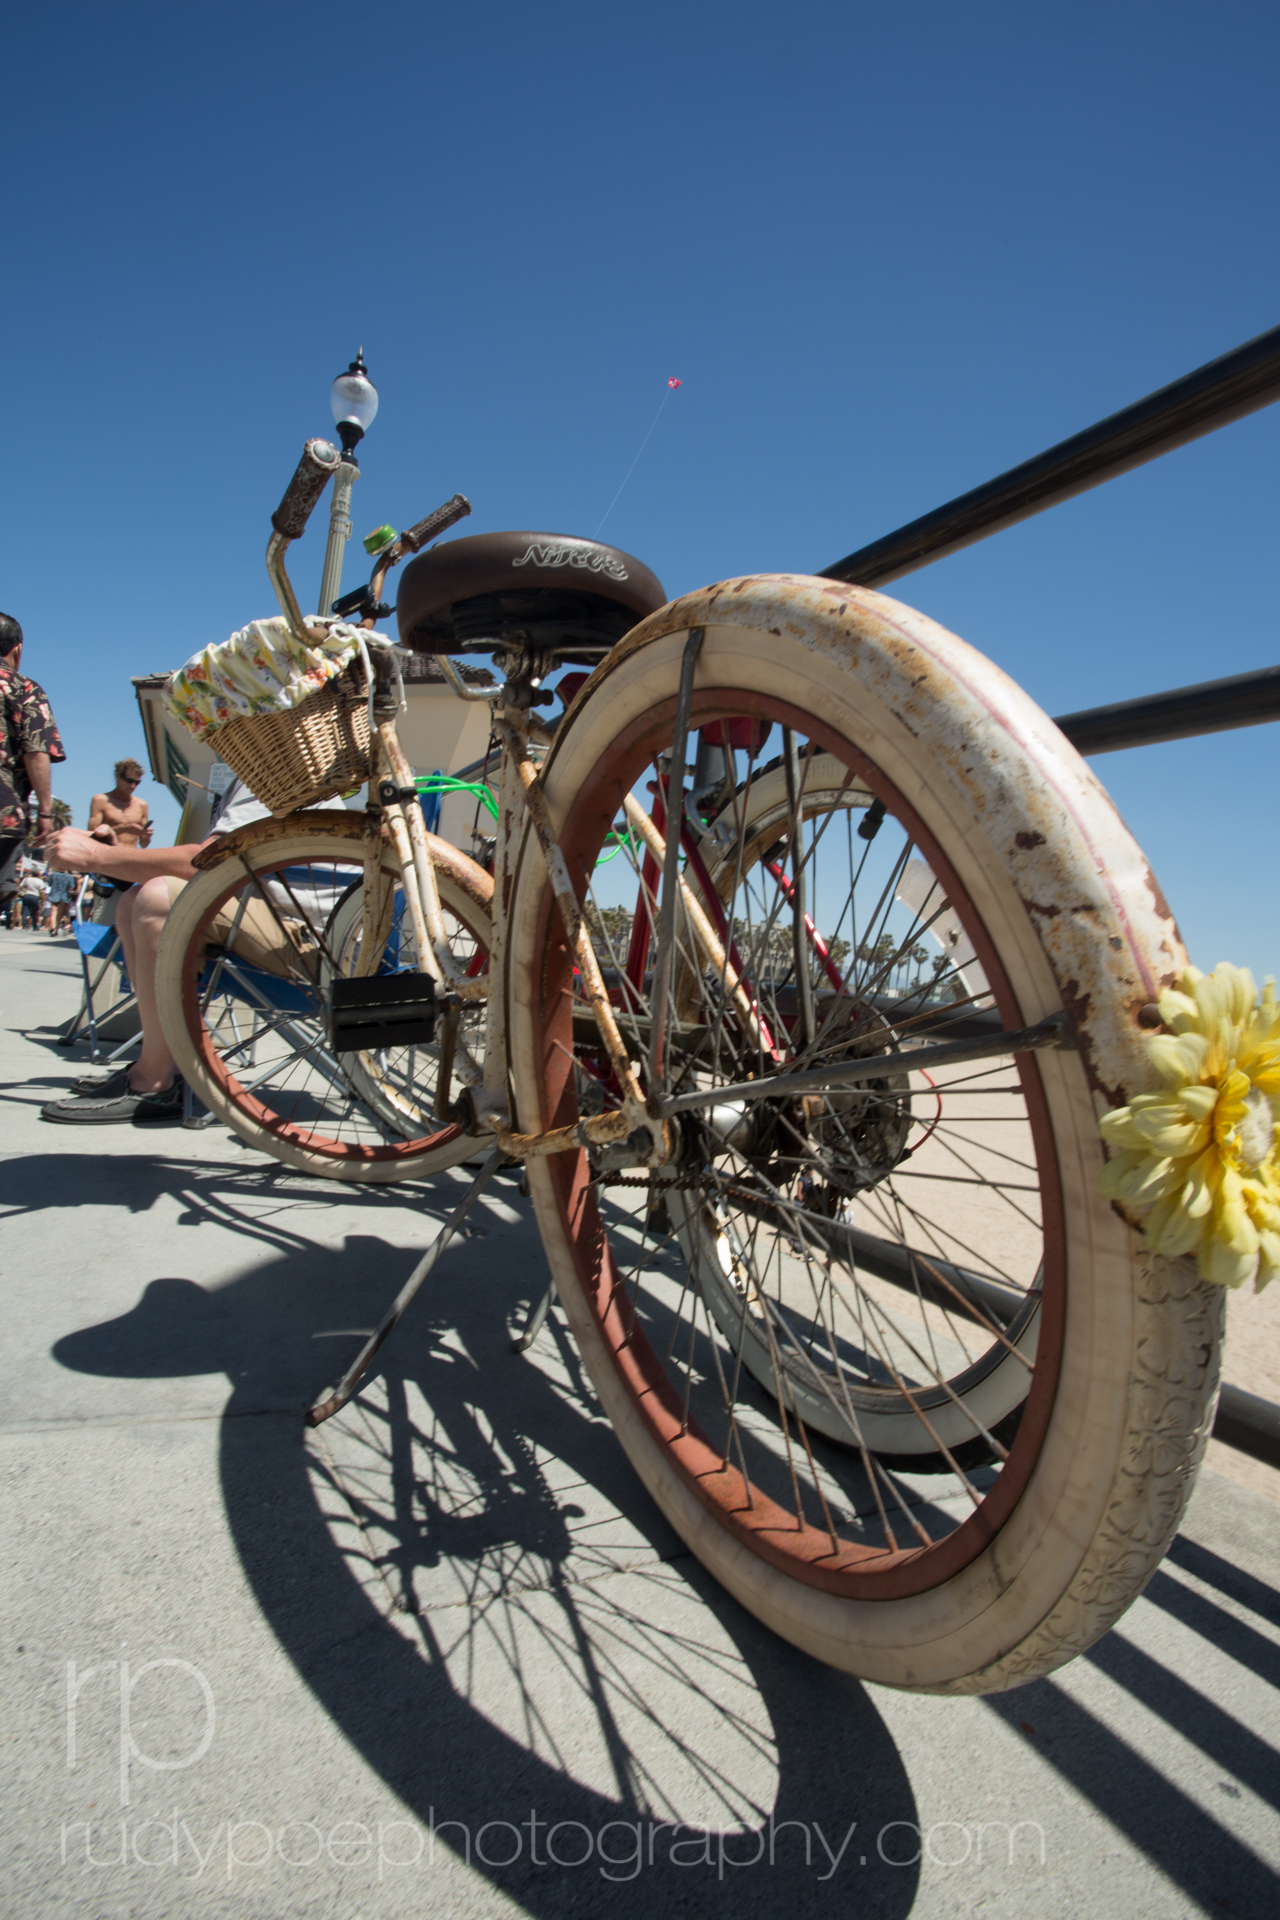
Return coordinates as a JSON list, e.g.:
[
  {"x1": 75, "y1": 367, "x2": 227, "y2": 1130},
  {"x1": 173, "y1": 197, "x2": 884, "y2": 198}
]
[
  {"x1": 156, "y1": 812, "x2": 491, "y2": 1182},
  {"x1": 503, "y1": 576, "x2": 1222, "y2": 1694}
]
